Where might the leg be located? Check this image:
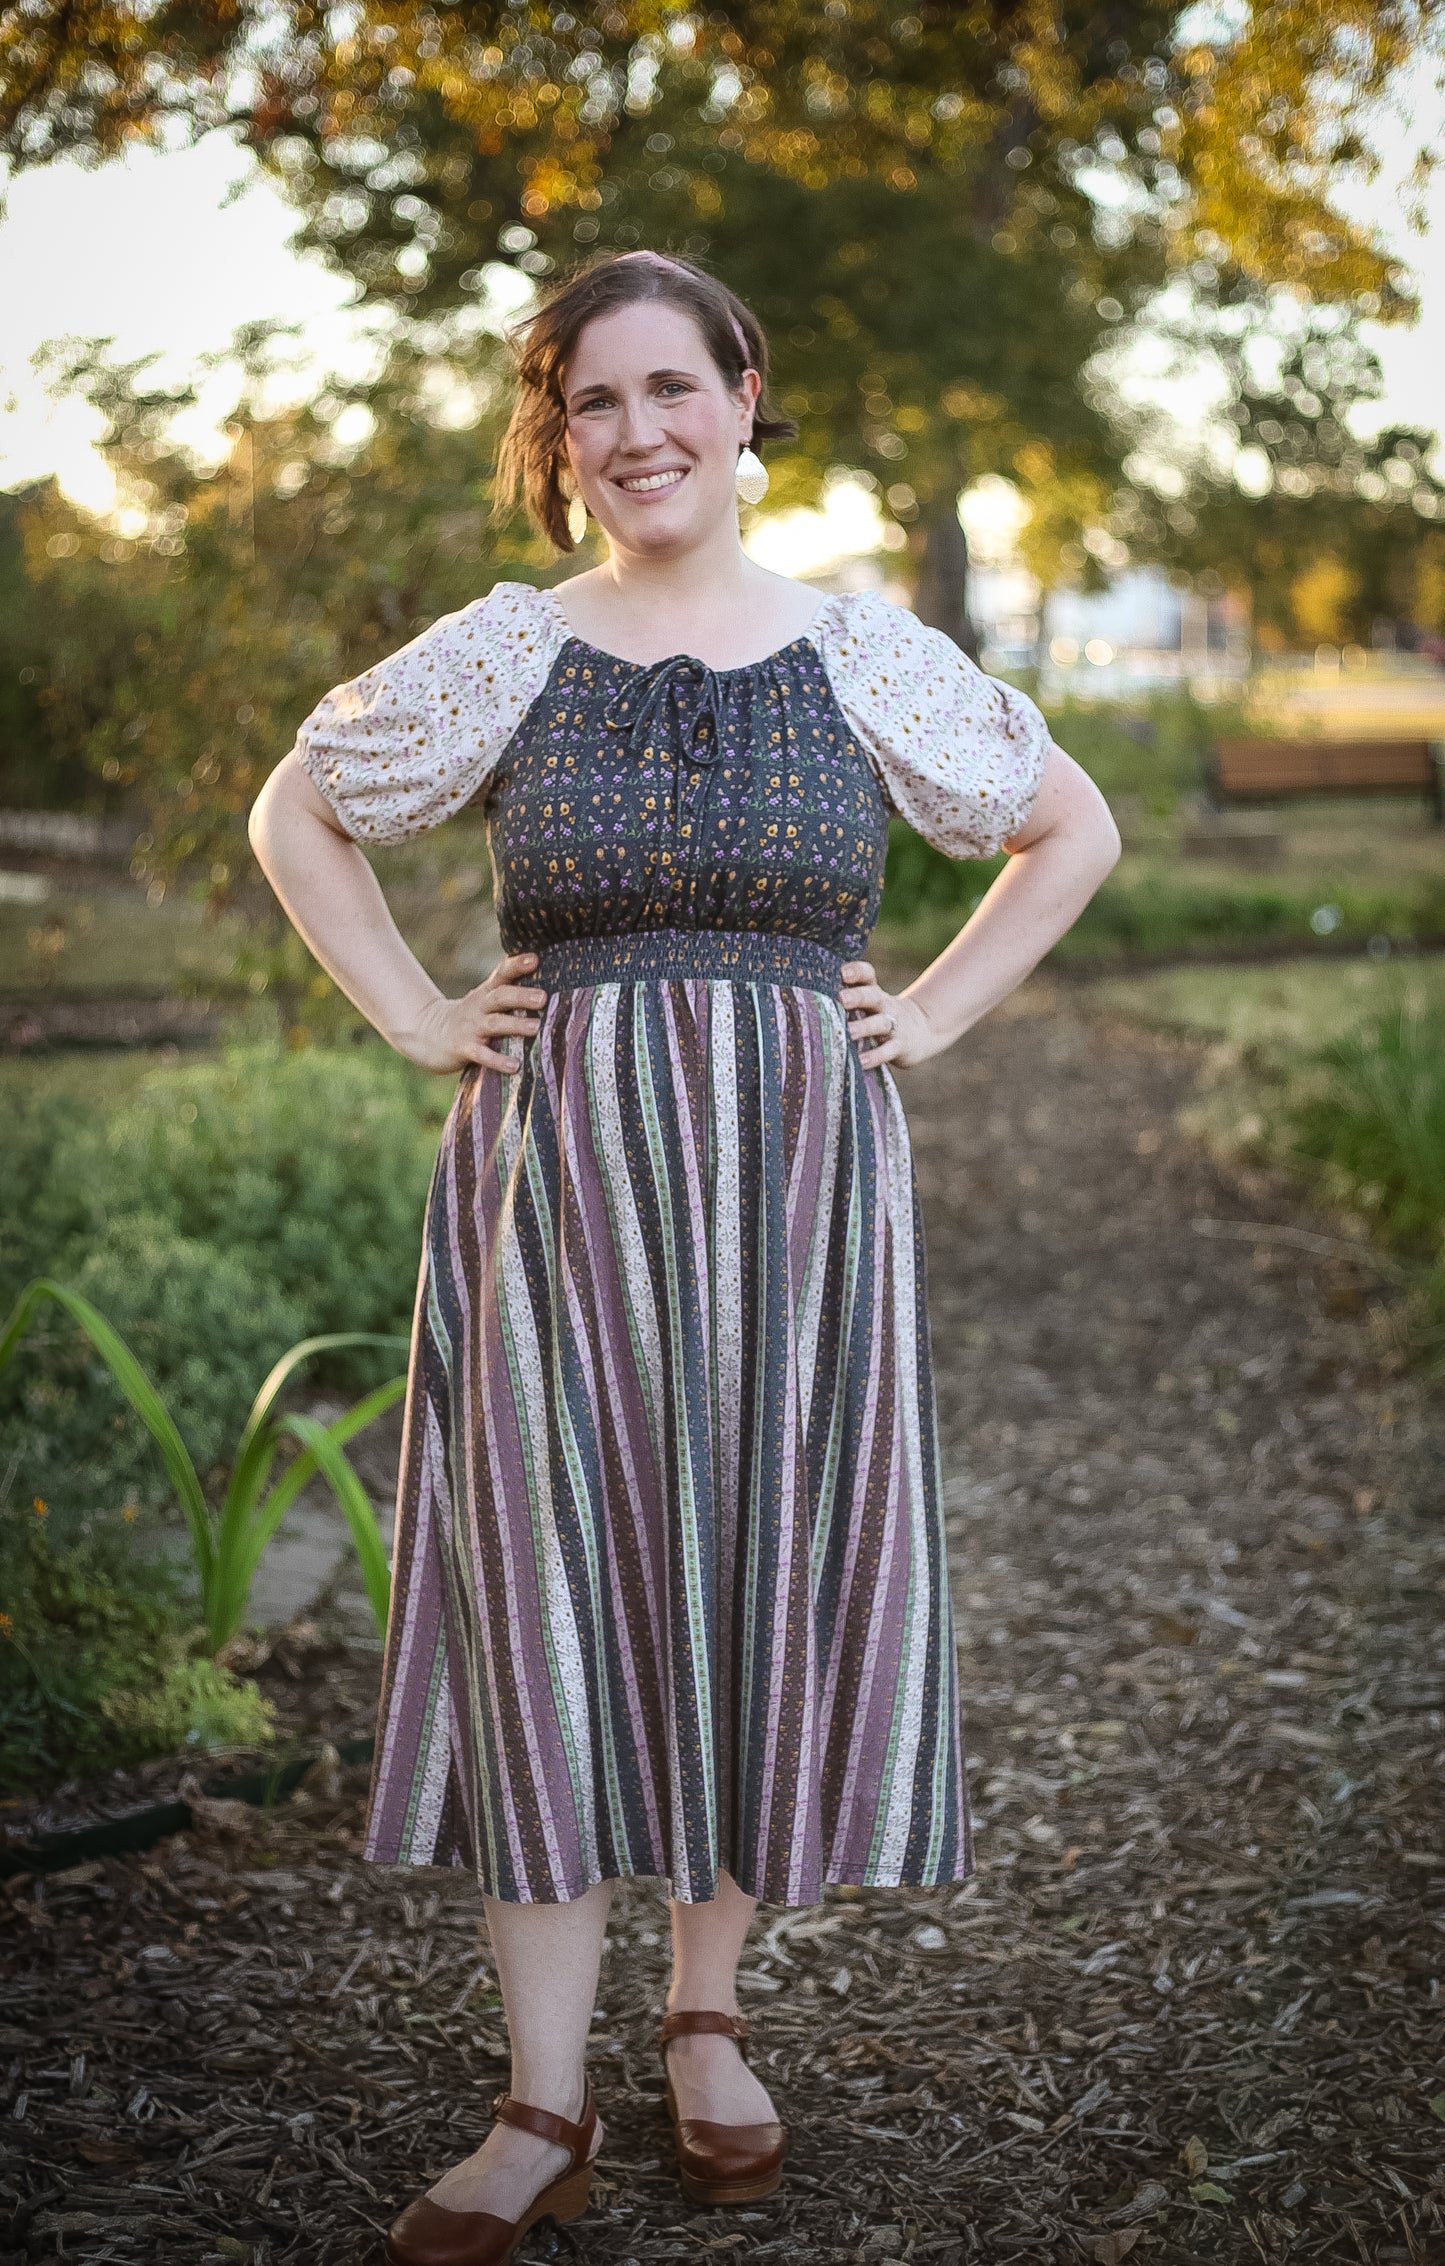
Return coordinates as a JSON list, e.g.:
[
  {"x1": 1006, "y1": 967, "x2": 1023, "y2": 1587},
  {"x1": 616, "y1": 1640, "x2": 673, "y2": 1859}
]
[
  {"x1": 664, "y1": 1870, "x2": 779, "y2": 2125},
  {"x1": 426, "y1": 1880, "x2": 612, "y2": 2220}
]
